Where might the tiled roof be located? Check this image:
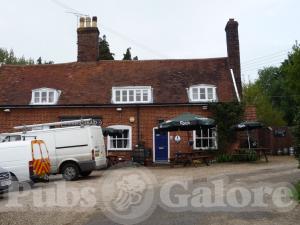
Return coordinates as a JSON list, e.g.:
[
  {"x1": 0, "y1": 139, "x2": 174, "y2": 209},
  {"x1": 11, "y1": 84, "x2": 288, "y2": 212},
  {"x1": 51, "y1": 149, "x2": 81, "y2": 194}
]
[{"x1": 0, "y1": 58, "x2": 236, "y2": 106}]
